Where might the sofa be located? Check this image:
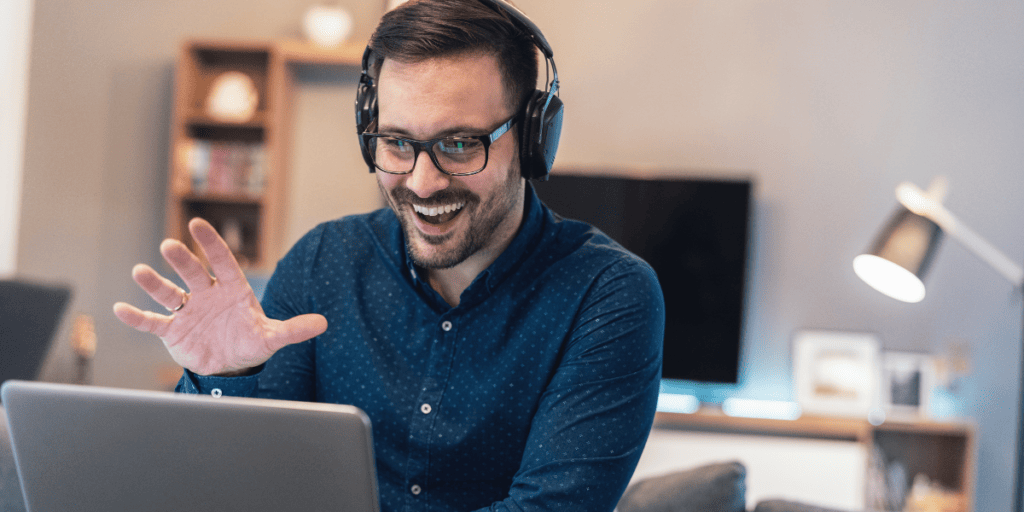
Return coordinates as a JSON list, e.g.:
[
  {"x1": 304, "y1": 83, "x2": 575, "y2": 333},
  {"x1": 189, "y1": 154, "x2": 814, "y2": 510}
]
[{"x1": 617, "y1": 461, "x2": 849, "y2": 512}]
